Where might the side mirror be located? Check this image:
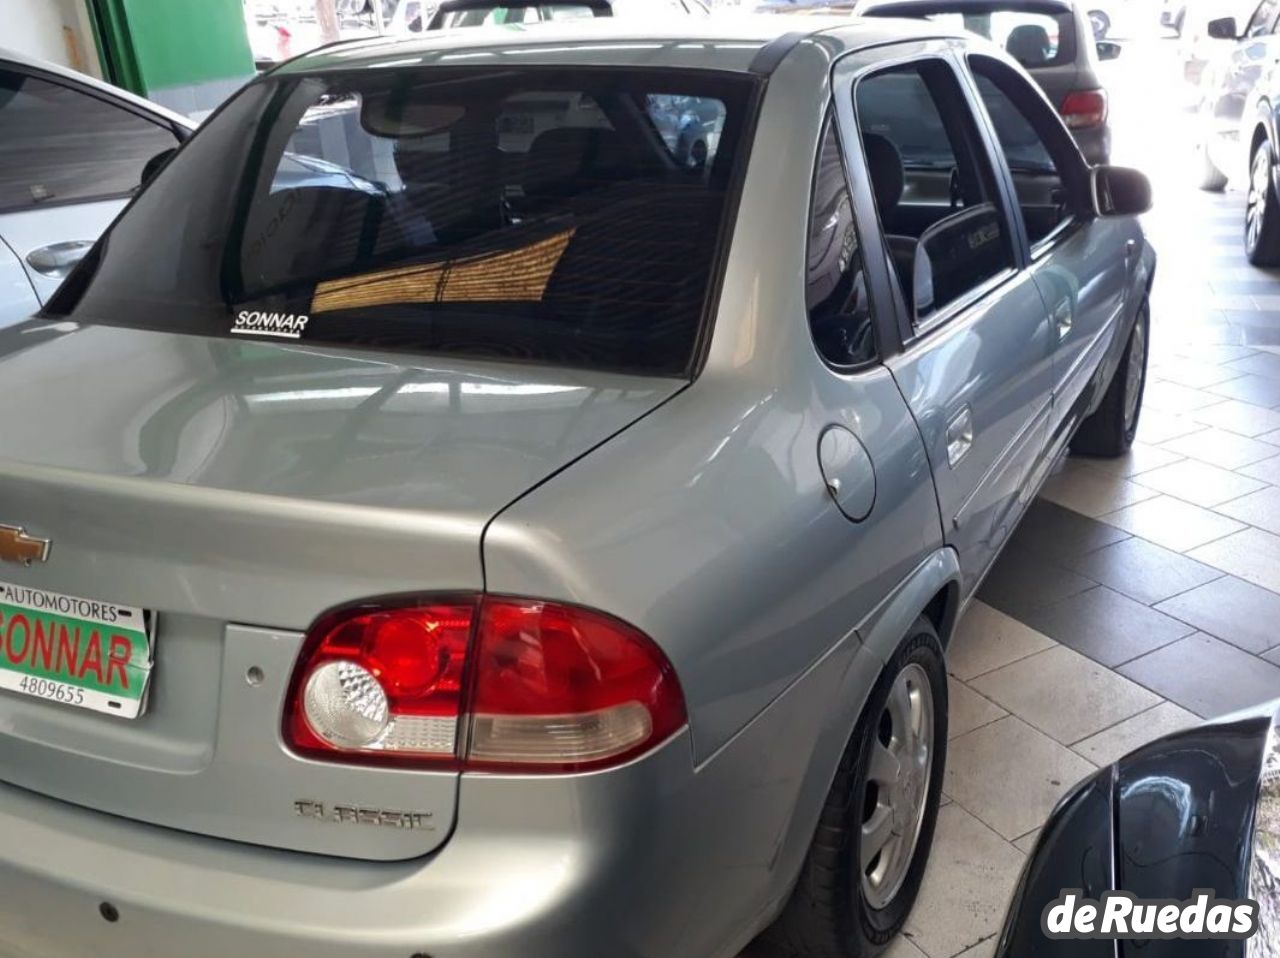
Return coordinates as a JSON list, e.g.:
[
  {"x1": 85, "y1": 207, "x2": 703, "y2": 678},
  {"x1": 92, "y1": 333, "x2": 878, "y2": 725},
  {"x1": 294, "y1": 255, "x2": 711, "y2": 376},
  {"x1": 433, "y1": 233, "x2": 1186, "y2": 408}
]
[
  {"x1": 140, "y1": 147, "x2": 178, "y2": 188},
  {"x1": 1096, "y1": 40, "x2": 1122, "y2": 61},
  {"x1": 1207, "y1": 16, "x2": 1239, "y2": 40},
  {"x1": 1091, "y1": 166, "x2": 1152, "y2": 217}
]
